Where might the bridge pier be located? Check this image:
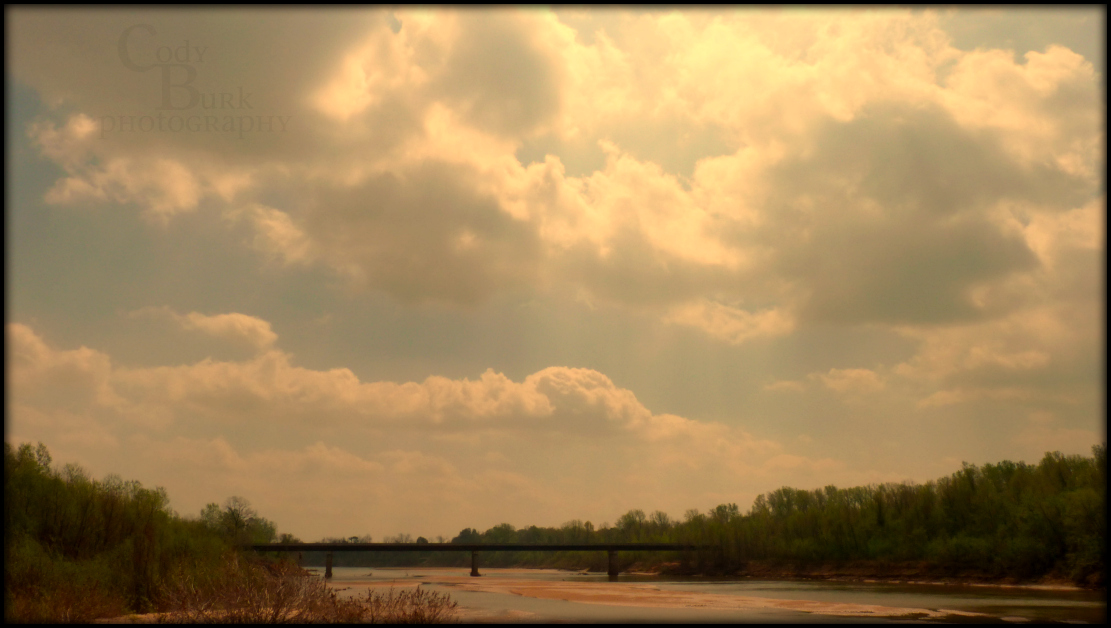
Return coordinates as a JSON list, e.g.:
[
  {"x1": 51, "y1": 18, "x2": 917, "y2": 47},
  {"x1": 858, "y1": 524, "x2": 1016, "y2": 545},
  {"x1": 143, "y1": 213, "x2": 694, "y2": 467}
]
[
  {"x1": 325, "y1": 552, "x2": 333, "y2": 579},
  {"x1": 470, "y1": 551, "x2": 480, "y2": 577},
  {"x1": 607, "y1": 549, "x2": 618, "y2": 579}
]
